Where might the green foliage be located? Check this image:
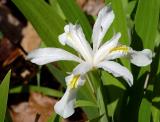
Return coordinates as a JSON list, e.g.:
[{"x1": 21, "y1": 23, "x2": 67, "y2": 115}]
[
  {"x1": 0, "y1": 71, "x2": 11, "y2": 122},
  {"x1": 10, "y1": 85, "x2": 63, "y2": 98},
  {"x1": 111, "y1": 0, "x2": 130, "y2": 45},
  {"x1": 135, "y1": 0, "x2": 159, "y2": 49}
]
